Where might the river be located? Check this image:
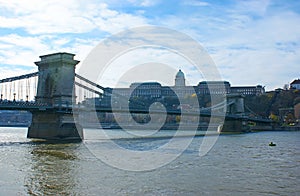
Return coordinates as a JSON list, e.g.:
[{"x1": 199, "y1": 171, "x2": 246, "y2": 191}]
[{"x1": 0, "y1": 127, "x2": 299, "y2": 195}]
